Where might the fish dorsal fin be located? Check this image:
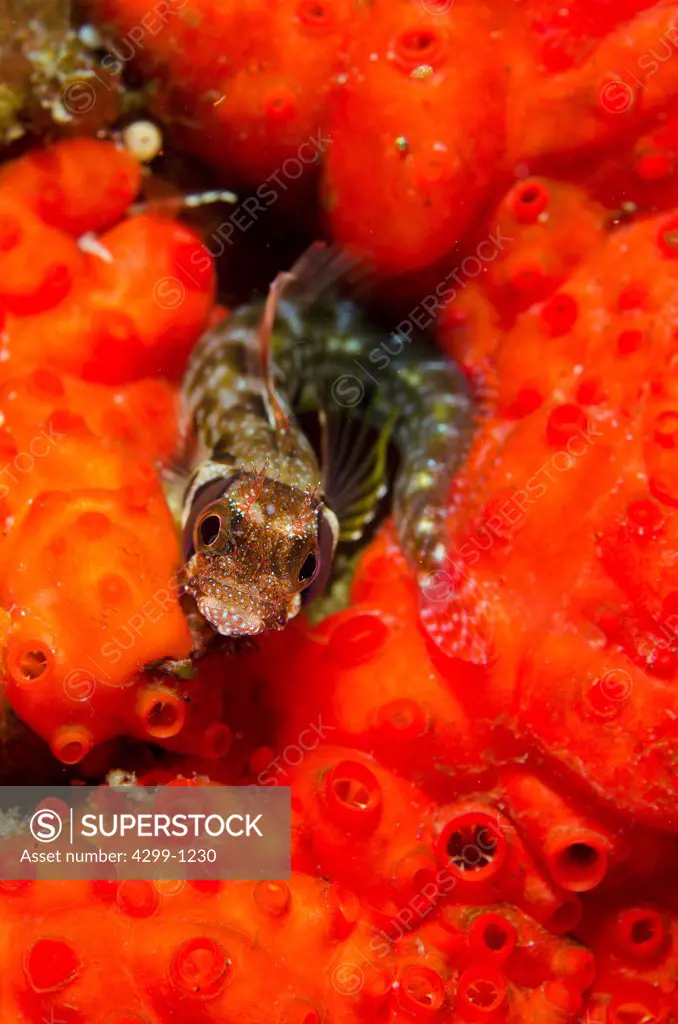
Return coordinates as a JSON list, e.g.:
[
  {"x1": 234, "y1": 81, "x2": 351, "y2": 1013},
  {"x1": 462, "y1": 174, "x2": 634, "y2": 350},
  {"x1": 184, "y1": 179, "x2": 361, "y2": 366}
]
[
  {"x1": 259, "y1": 269, "x2": 297, "y2": 441},
  {"x1": 284, "y1": 241, "x2": 370, "y2": 308},
  {"x1": 258, "y1": 243, "x2": 369, "y2": 447}
]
